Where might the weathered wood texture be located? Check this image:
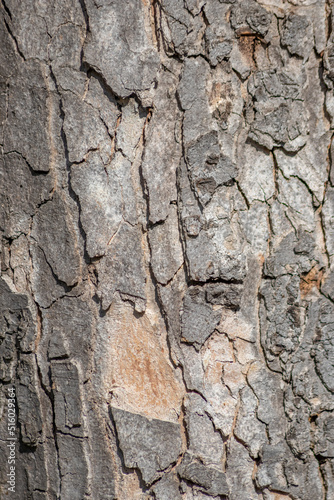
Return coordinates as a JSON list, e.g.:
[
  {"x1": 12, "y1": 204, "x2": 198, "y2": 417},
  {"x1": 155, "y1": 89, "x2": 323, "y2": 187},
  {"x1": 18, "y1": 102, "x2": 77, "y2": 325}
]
[{"x1": 0, "y1": 0, "x2": 334, "y2": 498}]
